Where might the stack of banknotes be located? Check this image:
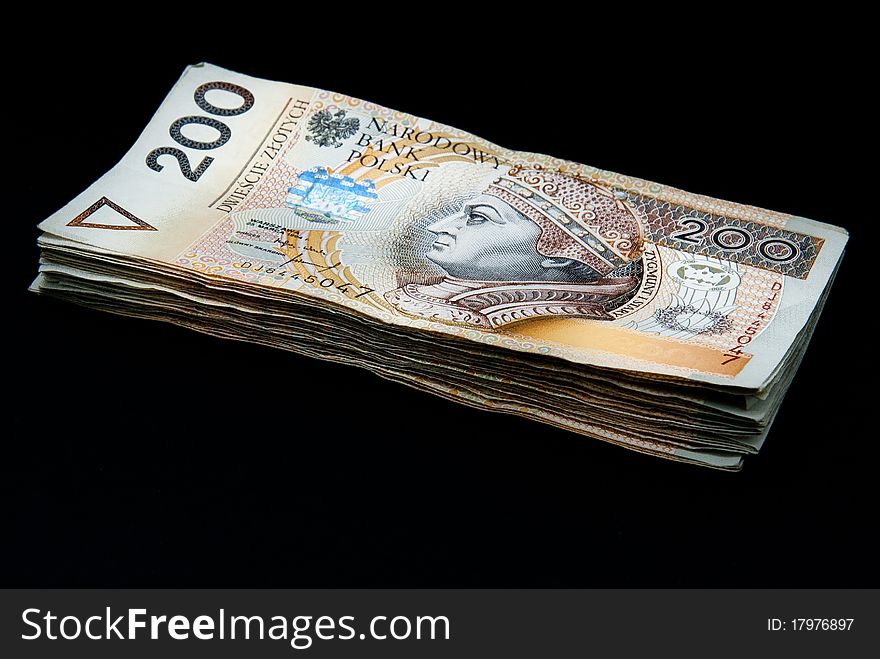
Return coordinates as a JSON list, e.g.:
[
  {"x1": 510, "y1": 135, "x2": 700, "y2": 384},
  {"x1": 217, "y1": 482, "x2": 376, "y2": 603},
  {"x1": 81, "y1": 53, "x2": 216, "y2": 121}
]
[{"x1": 31, "y1": 64, "x2": 847, "y2": 470}]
